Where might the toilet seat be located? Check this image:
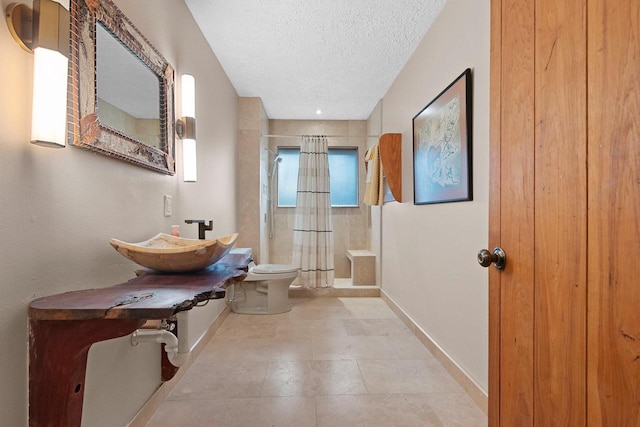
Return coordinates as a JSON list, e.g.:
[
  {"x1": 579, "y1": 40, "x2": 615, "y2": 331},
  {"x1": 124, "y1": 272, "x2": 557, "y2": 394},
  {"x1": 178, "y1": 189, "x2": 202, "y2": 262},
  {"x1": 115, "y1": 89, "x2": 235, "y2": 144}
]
[
  {"x1": 251, "y1": 264, "x2": 299, "y2": 274},
  {"x1": 244, "y1": 263, "x2": 299, "y2": 281}
]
